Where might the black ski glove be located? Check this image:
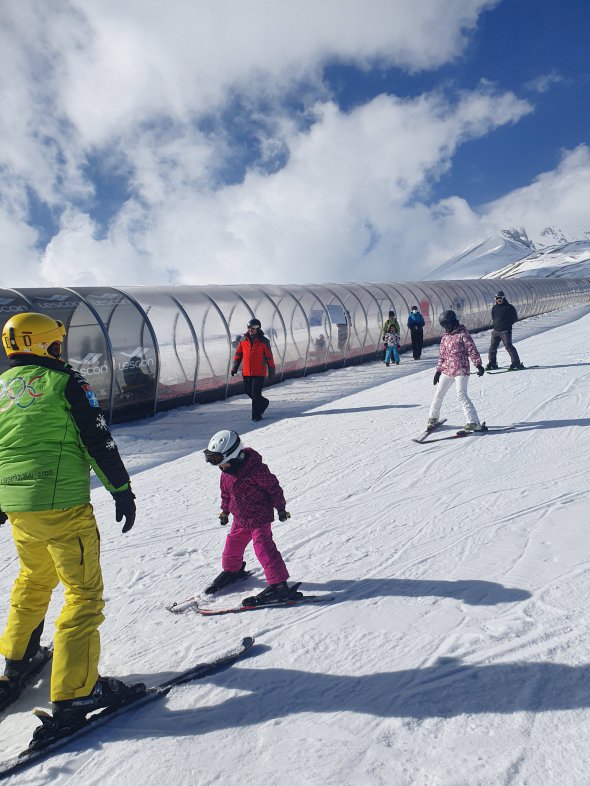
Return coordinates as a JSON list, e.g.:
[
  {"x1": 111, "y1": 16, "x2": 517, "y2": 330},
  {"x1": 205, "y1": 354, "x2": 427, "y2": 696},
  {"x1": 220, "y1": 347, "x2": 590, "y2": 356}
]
[
  {"x1": 476, "y1": 365, "x2": 485, "y2": 377},
  {"x1": 231, "y1": 364, "x2": 239, "y2": 377},
  {"x1": 433, "y1": 370, "x2": 441, "y2": 385},
  {"x1": 0, "y1": 511, "x2": 7, "y2": 526},
  {"x1": 278, "y1": 510, "x2": 291, "y2": 522},
  {"x1": 219, "y1": 512, "x2": 229, "y2": 526},
  {"x1": 268, "y1": 367, "x2": 275, "y2": 378},
  {"x1": 112, "y1": 488, "x2": 136, "y2": 533}
]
